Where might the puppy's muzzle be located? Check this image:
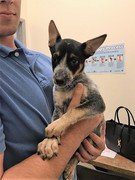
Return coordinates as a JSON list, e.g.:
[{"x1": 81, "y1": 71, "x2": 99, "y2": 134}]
[{"x1": 54, "y1": 69, "x2": 71, "y2": 87}]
